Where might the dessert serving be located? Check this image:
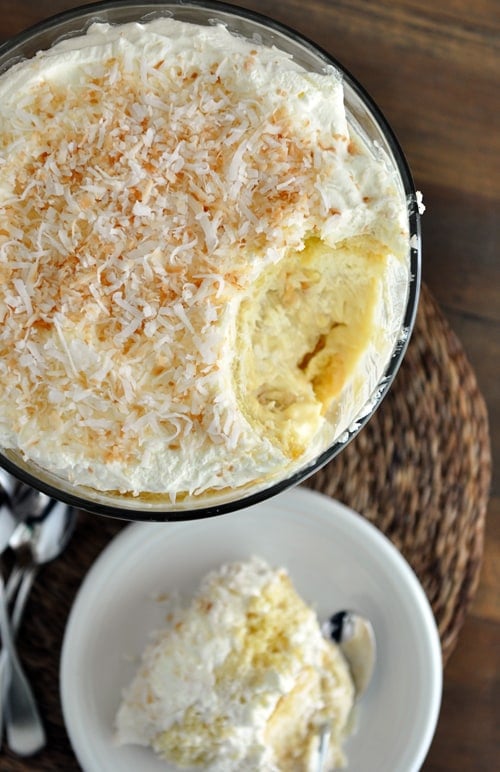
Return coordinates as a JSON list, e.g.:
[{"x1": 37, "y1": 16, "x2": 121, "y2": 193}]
[
  {"x1": 0, "y1": 6, "x2": 418, "y2": 513},
  {"x1": 115, "y1": 556, "x2": 355, "y2": 770}
]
